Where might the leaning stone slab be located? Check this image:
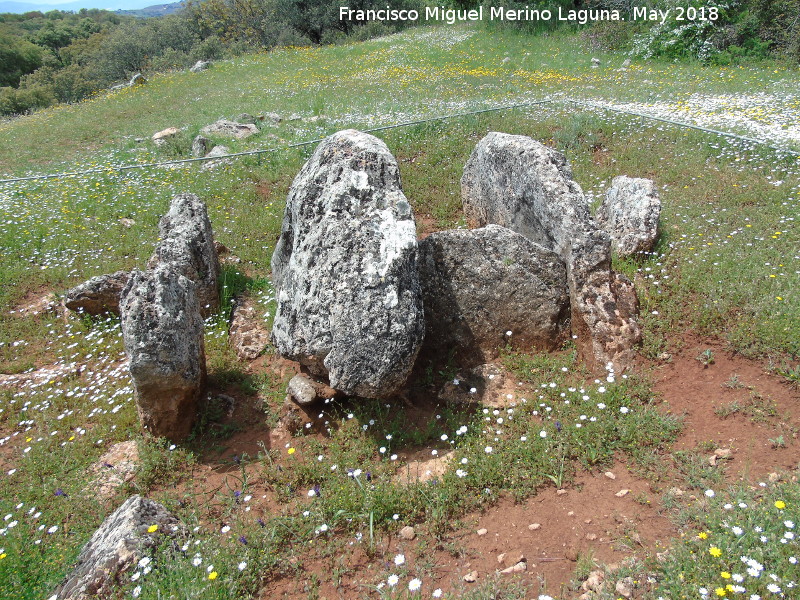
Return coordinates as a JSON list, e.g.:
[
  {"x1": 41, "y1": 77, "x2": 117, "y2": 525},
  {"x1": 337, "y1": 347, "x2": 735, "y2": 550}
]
[
  {"x1": 200, "y1": 119, "x2": 258, "y2": 139},
  {"x1": 120, "y1": 265, "x2": 206, "y2": 440},
  {"x1": 148, "y1": 193, "x2": 220, "y2": 316},
  {"x1": 461, "y1": 132, "x2": 640, "y2": 370},
  {"x1": 597, "y1": 175, "x2": 661, "y2": 258},
  {"x1": 64, "y1": 271, "x2": 130, "y2": 316},
  {"x1": 271, "y1": 129, "x2": 424, "y2": 397},
  {"x1": 418, "y1": 224, "x2": 569, "y2": 365},
  {"x1": 52, "y1": 495, "x2": 180, "y2": 600}
]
